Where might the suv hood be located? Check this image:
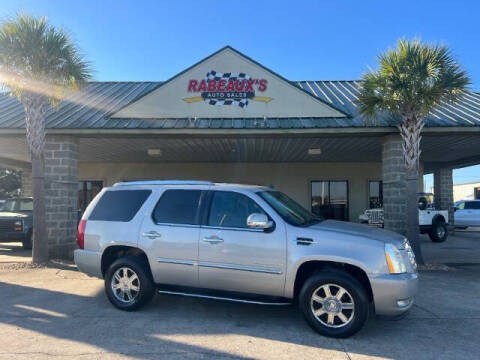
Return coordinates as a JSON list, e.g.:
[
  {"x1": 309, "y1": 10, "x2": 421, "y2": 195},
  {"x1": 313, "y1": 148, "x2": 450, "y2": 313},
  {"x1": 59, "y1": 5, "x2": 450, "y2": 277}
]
[
  {"x1": 0, "y1": 211, "x2": 29, "y2": 219},
  {"x1": 310, "y1": 220, "x2": 406, "y2": 247}
]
